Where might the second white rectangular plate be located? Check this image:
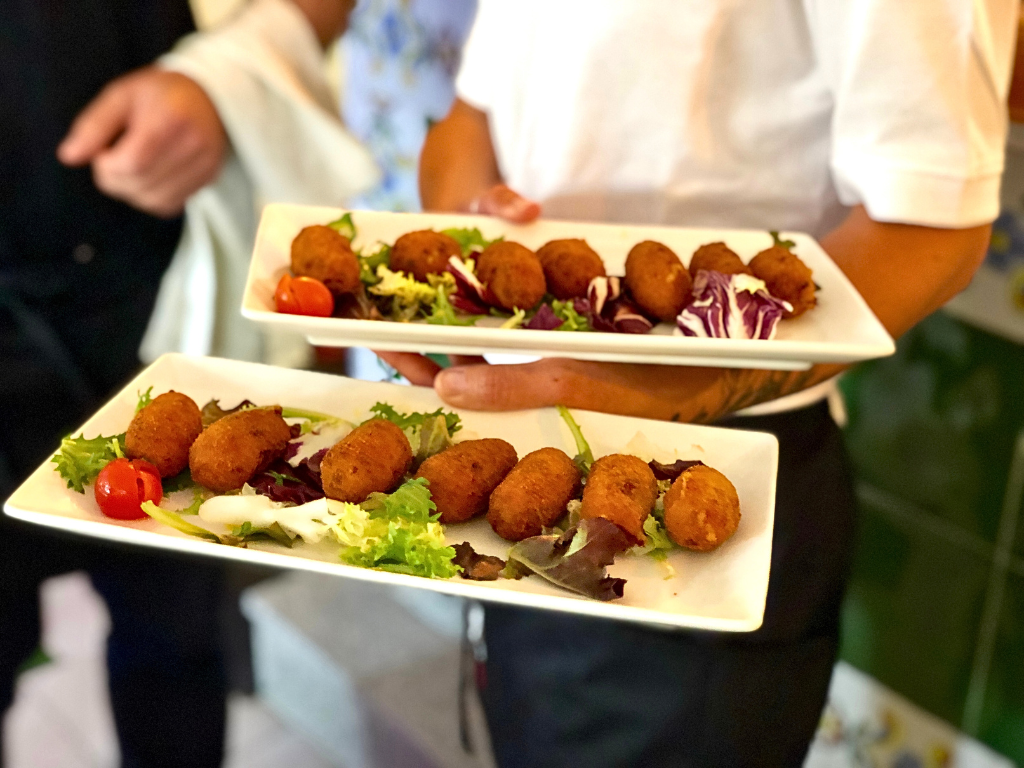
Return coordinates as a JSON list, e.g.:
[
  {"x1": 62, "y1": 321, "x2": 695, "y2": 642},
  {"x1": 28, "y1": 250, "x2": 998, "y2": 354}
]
[
  {"x1": 242, "y1": 205, "x2": 895, "y2": 370},
  {"x1": 5, "y1": 354, "x2": 777, "y2": 632}
]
